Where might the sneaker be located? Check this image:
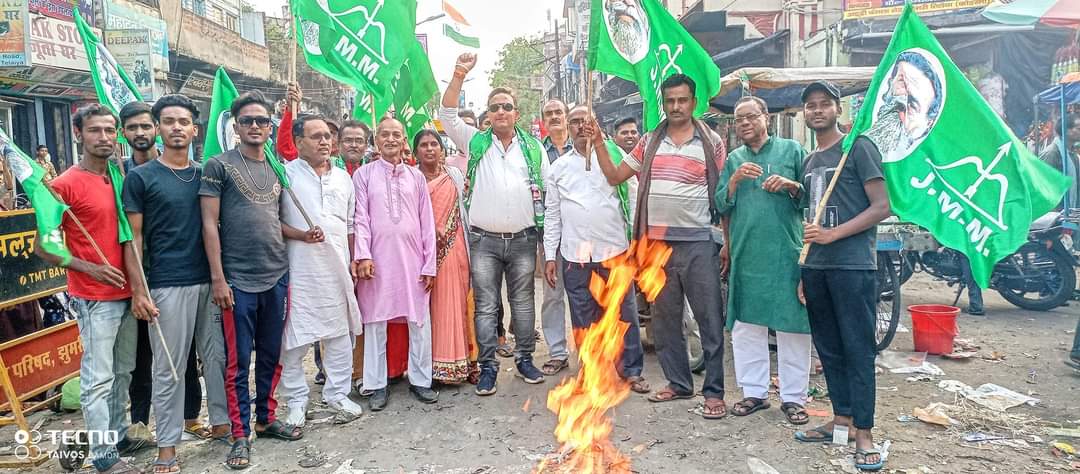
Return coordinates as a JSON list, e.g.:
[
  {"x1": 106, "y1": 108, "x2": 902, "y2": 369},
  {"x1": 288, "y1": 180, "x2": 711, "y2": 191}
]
[
  {"x1": 369, "y1": 388, "x2": 388, "y2": 411},
  {"x1": 286, "y1": 401, "x2": 307, "y2": 427},
  {"x1": 326, "y1": 397, "x2": 364, "y2": 421},
  {"x1": 409, "y1": 385, "x2": 439, "y2": 404},
  {"x1": 475, "y1": 365, "x2": 498, "y2": 396},
  {"x1": 515, "y1": 357, "x2": 545, "y2": 384}
]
